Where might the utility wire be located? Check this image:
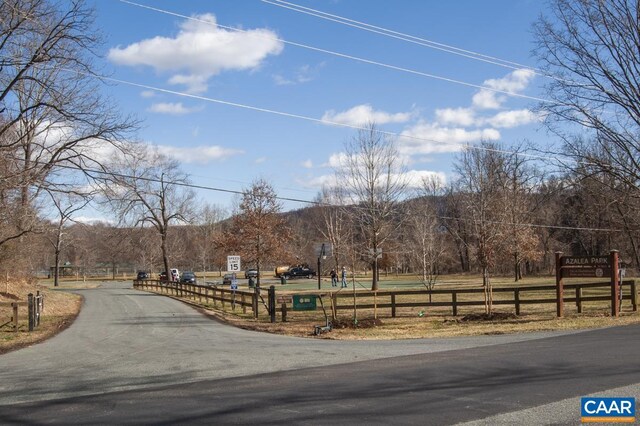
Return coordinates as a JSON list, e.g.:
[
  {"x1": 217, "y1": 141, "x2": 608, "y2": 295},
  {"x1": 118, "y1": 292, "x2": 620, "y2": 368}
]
[
  {"x1": 117, "y1": 0, "x2": 550, "y2": 103},
  {"x1": 54, "y1": 65, "x2": 559, "y2": 164},
  {"x1": 39, "y1": 161, "x2": 626, "y2": 233},
  {"x1": 262, "y1": 0, "x2": 549, "y2": 77}
]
